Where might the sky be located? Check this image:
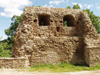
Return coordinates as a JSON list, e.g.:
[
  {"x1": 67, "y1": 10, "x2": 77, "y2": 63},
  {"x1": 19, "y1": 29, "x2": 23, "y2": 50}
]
[{"x1": 0, "y1": 0, "x2": 100, "y2": 40}]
